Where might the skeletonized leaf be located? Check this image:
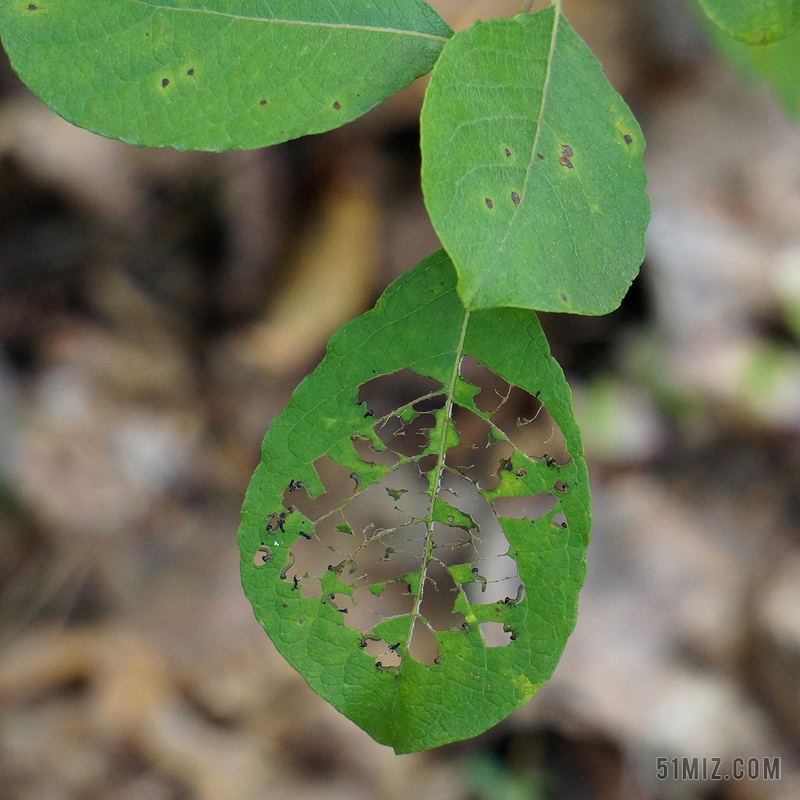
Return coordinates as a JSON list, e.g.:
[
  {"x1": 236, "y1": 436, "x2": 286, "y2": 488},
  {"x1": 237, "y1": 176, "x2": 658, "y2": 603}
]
[
  {"x1": 698, "y1": 0, "x2": 800, "y2": 45},
  {"x1": 420, "y1": 8, "x2": 650, "y2": 315},
  {"x1": 0, "y1": 0, "x2": 451, "y2": 150},
  {"x1": 239, "y1": 250, "x2": 591, "y2": 753}
]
